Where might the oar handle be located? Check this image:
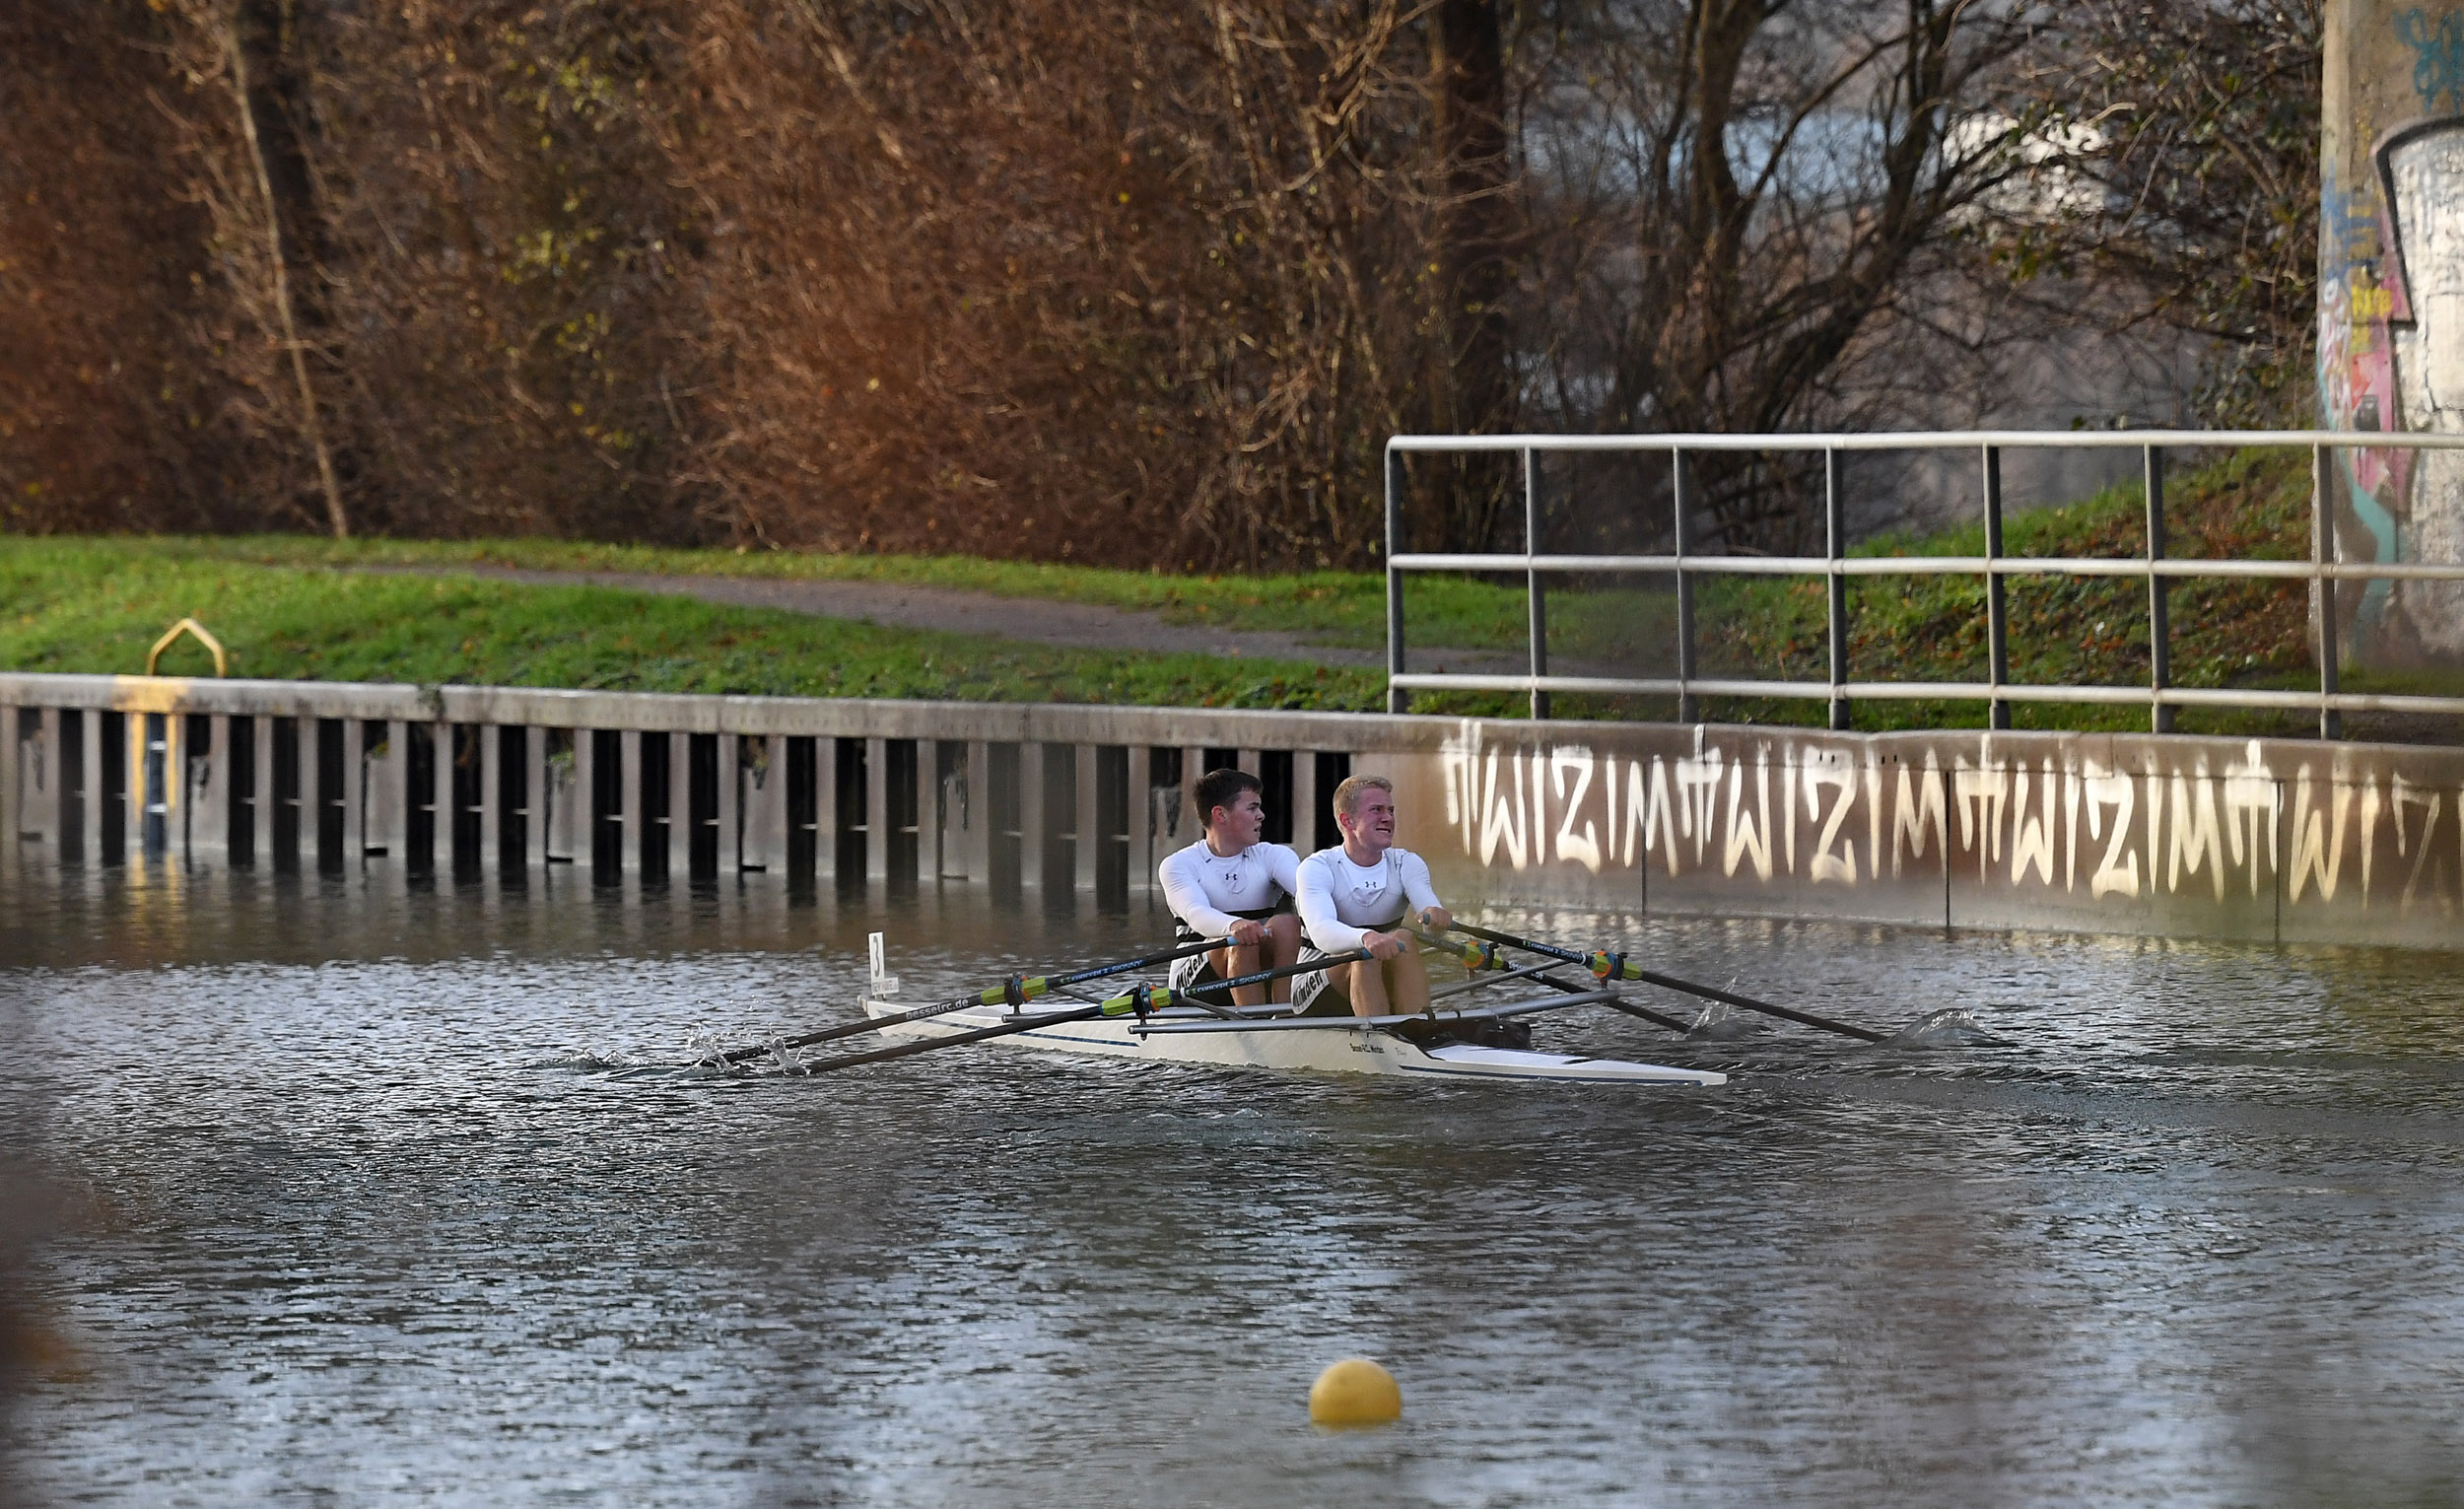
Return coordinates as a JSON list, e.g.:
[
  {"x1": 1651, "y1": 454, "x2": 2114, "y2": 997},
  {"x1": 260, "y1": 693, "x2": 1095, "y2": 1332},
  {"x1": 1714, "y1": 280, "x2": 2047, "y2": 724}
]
[
  {"x1": 1136, "y1": 947, "x2": 1373, "y2": 1010},
  {"x1": 1411, "y1": 926, "x2": 1511, "y2": 973}
]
